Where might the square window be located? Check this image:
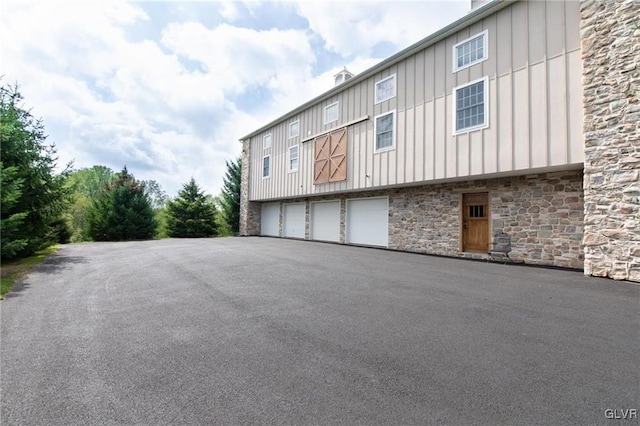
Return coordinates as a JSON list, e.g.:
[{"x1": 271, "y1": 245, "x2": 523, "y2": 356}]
[
  {"x1": 324, "y1": 102, "x2": 339, "y2": 124},
  {"x1": 453, "y1": 77, "x2": 488, "y2": 134},
  {"x1": 375, "y1": 74, "x2": 396, "y2": 104},
  {"x1": 288, "y1": 145, "x2": 299, "y2": 172},
  {"x1": 452, "y1": 30, "x2": 488, "y2": 72},
  {"x1": 289, "y1": 120, "x2": 300, "y2": 139},
  {"x1": 374, "y1": 110, "x2": 395, "y2": 152},
  {"x1": 262, "y1": 155, "x2": 270, "y2": 178},
  {"x1": 263, "y1": 134, "x2": 271, "y2": 149}
]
